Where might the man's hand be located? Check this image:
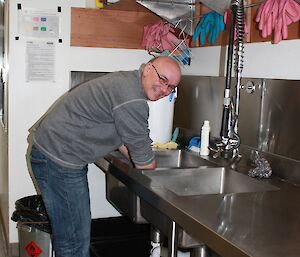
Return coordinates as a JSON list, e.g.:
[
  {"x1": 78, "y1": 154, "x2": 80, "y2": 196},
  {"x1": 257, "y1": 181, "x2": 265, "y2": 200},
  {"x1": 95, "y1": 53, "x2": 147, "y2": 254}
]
[
  {"x1": 135, "y1": 160, "x2": 157, "y2": 170},
  {"x1": 118, "y1": 144, "x2": 156, "y2": 169},
  {"x1": 118, "y1": 145, "x2": 130, "y2": 160}
]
